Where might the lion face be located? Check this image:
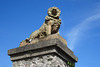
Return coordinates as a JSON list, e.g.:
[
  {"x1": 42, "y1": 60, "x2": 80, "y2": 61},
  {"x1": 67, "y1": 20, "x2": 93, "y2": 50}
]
[{"x1": 48, "y1": 7, "x2": 61, "y2": 18}]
